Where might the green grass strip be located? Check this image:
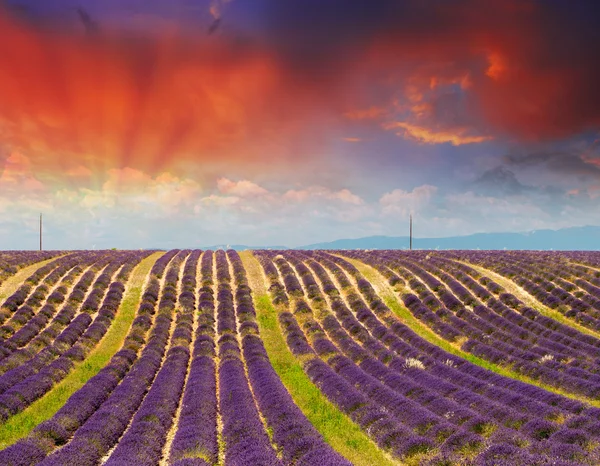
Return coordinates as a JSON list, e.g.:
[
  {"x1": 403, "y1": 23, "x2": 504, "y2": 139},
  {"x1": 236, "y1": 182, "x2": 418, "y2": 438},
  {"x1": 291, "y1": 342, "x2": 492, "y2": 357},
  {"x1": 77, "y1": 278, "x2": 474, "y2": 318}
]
[
  {"x1": 466, "y1": 262, "x2": 600, "y2": 340},
  {"x1": 0, "y1": 251, "x2": 164, "y2": 449},
  {"x1": 240, "y1": 251, "x2": 398, "y2": 466},
  {"x1": 347, "y1": 257, "x2": 600, "y2": 409}
]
